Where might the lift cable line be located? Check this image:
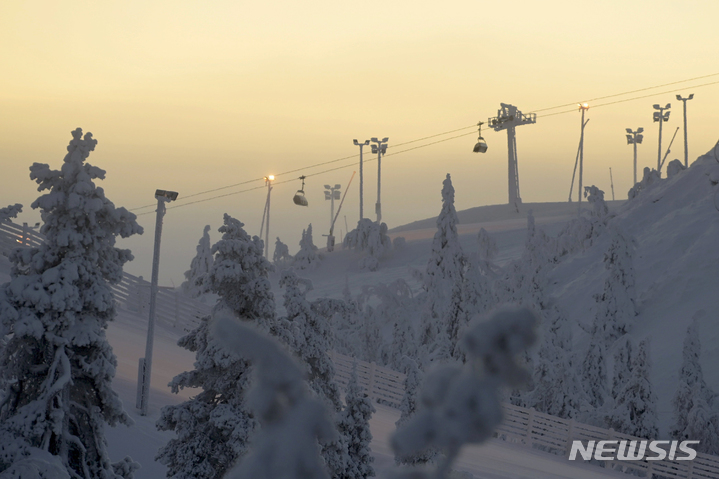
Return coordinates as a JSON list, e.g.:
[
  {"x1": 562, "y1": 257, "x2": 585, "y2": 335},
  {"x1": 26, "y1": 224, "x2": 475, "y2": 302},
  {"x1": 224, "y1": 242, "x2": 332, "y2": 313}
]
[
  {"x1": 530, "y1": 72, "x2": 719, "y2": 113},
  {"x1": 129, "y1": 75, "x2": 719, "y2": 214}
]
